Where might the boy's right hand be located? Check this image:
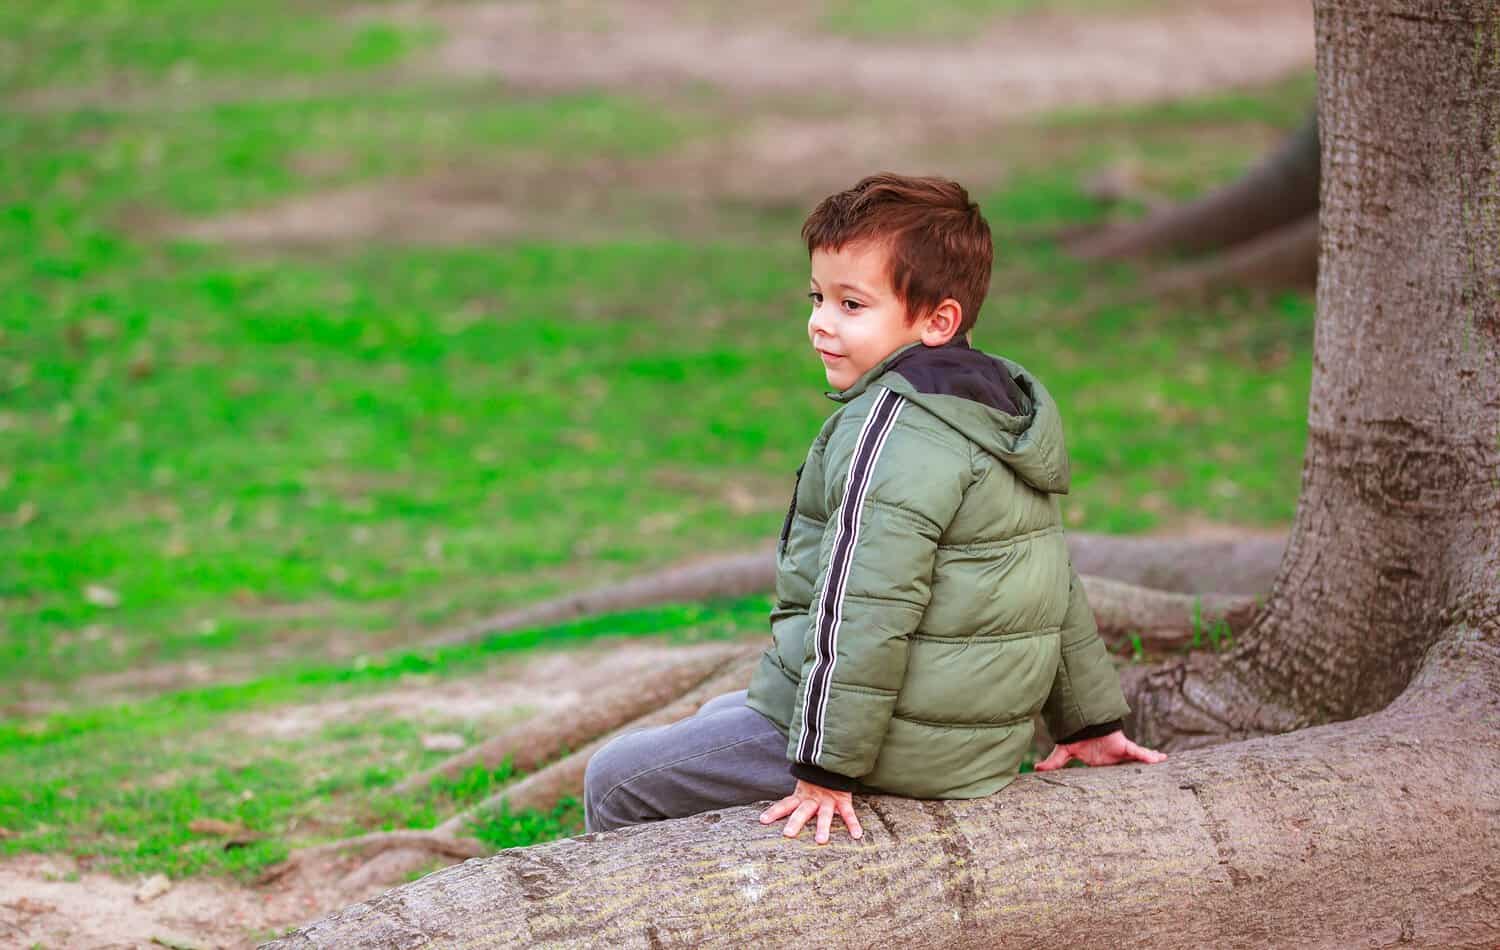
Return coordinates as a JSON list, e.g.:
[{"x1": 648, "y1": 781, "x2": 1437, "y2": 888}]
[
  {"x1": 1035, "y1": 730, "x2": 1166, "y2": 770},
  {"x1": 759, "y1": 779, "x2": 863, "y2": 845}
]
